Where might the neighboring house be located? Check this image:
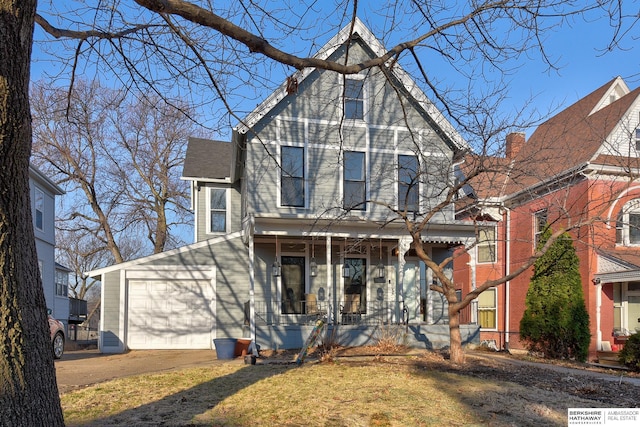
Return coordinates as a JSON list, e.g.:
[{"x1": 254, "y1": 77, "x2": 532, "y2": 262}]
[
  {"x1": 87, "y1": 18, "x2": 479, "y2": 354},
  {"x1": 454, "y1": 76, "x2": 640, "y2": 359},
  {"x1": 30, "y1": 164, "x2": 68, "y2": 324}
]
